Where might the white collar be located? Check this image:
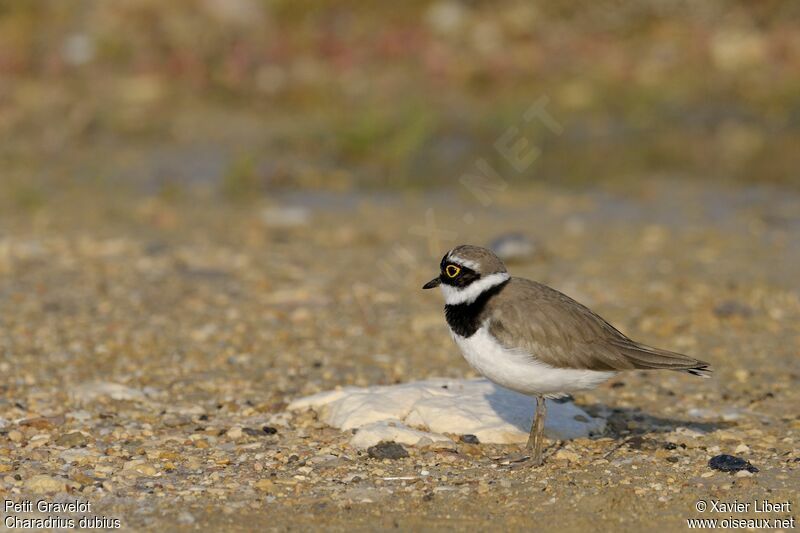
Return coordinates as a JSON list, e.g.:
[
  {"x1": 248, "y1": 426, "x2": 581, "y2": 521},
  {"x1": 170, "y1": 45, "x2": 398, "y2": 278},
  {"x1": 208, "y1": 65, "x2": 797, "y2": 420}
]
[{"x1": 440, "y1": 272, "x2": 509, "y2": 305}]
